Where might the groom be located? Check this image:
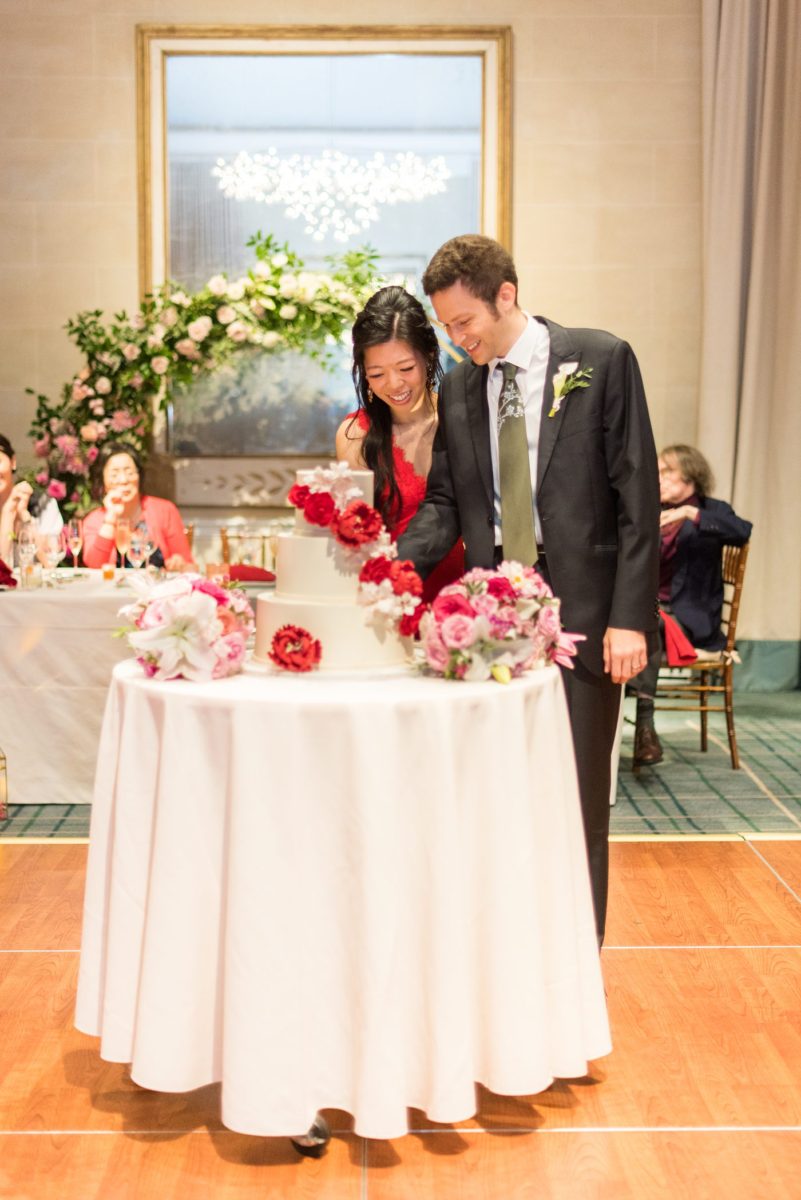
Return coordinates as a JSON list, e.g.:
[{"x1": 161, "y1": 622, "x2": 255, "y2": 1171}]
[{"x1": 398, "y1": 235, "x2": 660, "y2": 941}]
